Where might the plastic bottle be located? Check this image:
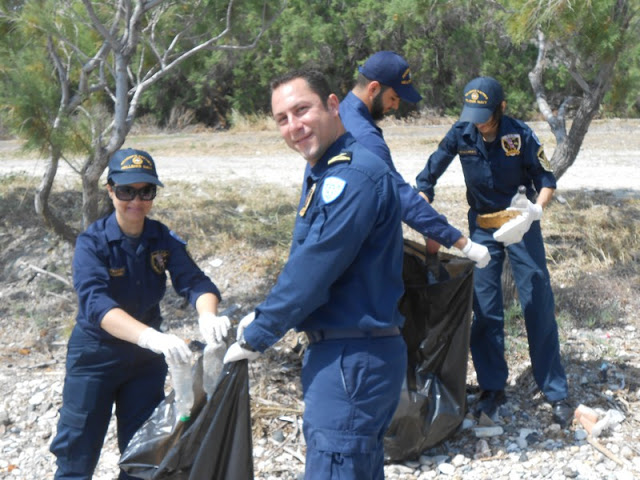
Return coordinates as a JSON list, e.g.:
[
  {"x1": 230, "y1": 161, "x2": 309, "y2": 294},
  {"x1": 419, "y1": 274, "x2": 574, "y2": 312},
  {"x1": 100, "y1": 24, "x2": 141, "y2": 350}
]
[
  {"x1": 167, "y1": 359, "x2": 194, "y2": 422},
  {"x1": 203, "y1": 341, "x2": 226, "y2": 399},
  {"x1": 510, "y1": 185, "x2": 529, "y2": 210}
]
